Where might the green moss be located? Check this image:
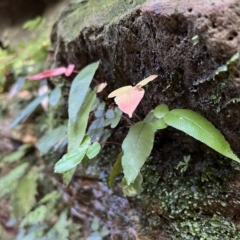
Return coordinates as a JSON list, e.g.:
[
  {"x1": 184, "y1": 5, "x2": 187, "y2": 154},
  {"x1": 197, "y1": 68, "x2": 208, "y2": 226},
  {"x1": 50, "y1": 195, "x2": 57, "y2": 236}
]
[
  {"x1": 58, "y1": 0, "x2": 146, "y2": 42},
  {"x1": 142, "y1": 152, "x2": 240, "y2": 239}
]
